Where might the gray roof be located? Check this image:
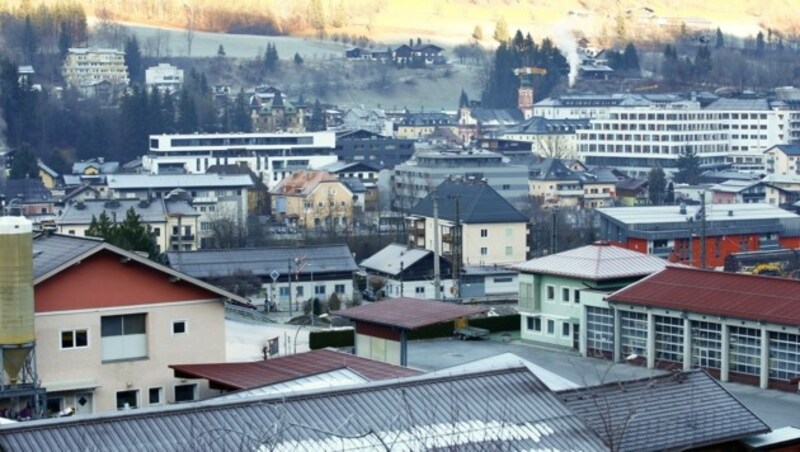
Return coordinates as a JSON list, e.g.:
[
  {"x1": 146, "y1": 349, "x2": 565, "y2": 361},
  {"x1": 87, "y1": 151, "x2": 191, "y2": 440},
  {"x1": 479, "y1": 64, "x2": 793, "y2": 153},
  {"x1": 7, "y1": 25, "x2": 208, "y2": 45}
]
[
  {"x1": 503, "y1": 117, "x2": 590, "y2": 135},
  {"x1": 58, "y1": 199, "x2": 172, "y2": 225},
  {"x1": 71, "y1": 160, "x2": 119, "y2": 174},
  {"x1": 0, "y1": 367, "x2": 607, "y2": 451},
  {"x1": 360, "y1": 243, "x2": 430, "y2": 276},
  {"x1": 559, "y1": 370, "x2": 770, "y2": 451},
  {"x1": 514, "y1": 242, "x2": 668, "y2": 280},
  {"x1": 528, "y1": 158, "x2": 578, "y2": 181},
  {"x1": 107, "y1": 173, "x2": 254, "y2": 190},
  {"x1": 1, "y1": 179, "x2": 53, "y2": 204},
  {"x1": 597, "y1": 203, "x2": 800, "y2": 225},
  {"x1": 167, "y1": 244, "x2": 359, "y2": 278},
  {"x1": 470, "y1": 108, "x2": 524, "y2": 125},
  {"x1": 768, "y1": 144, "x2": 800, "y2": 156},
  {"x1": 340, "y1": 178, "x2": 366, "y2": 193},
  {"x1": 411, "y1": 180, "x2": 528, "y2": 224},
  {"x1": 32, "y1": 233, "x2": 103, "y2": 280},
  {"x1": 704, "y1": 98, "x2": 772, "y2": 111}
]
